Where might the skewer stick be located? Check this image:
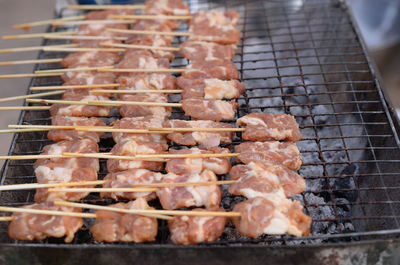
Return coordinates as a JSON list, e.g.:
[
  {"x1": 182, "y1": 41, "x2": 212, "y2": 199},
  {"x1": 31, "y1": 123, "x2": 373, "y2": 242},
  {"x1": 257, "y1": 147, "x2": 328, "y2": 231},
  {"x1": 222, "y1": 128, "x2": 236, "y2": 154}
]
[
  {"x1": 0, "y1": 180, "x2": 105, "y2": 191},
  {"x1": 0, "y1": 216, "x2": 13, "y2": 221},
  {"x1": 0, "y1": 58, "x2": 63, "y2": 66},
  {"x1": 8, "y1": 125, "x2": 108, "y2": 130},
  {"x1": 0, "y1": 90, "x2": 65, "y2": 103},
  {"x1": 0, "y1": 206, "x2": 97, "y2": 218},
  {"x1": 0, "y1": 44, "x2": 77, "y2": 54},
  {"x1": 0, "y1": 129, "x2": 47, "y2": 134},
  {"x1": 75, "y1": 127, "x2": 171, "y2": 134},
  {"x1": 42, "y1": 47, "x2": 124, "y2": 52},
  {"x1": 98, "y1": 68, "x2": 185, "y2": 73},
  {"x1": 2, "y1": 31, "x2": 74, "y2": 40},
  {"x1": 150, "y1": 127, "x2": 246, "y2": 132},
  {"x1": 12, "y1": 15, "x2": 85, "y2": 30},
  {"x1": 44, "y1": 35, "x2": 128, "y2": 41},
  {"x1": 107, "y1": 28, "x2": 190, "y2": 37},
  {"x1": 111, "y1": 14, "x2": 192, "y2": 20},
  {"x1": 63, "y1": 152, "x2": 167, "y2": 162},
  {"x1": 50, "y1": 180, "x2": 236, "y2": 193},
  {"x1": 35, "y1": 65, "x2": 114, "y2": 74},
  {"x1": 135, "y1": 153, "x2": 239, "y2": 159},
  {"x1": 30, "y1": 83, "x2": 120, "y2": 91},
  {"x1": 55, "y1": 201, "x2": 241, "y2": 217},
  {"x1": 101, "y1": 42, "x2": 180, "y2": 52},
  {"x1": 89, "y1": 99, "x2": 182, "y2": 107},
  {"x1": 68, "y1": 4, "x2": 146, "y2": 10},
  {"x1": 26, "y1": 98, "x2": 183, "y2": 107},
  {"x1": 0, "y1": 106, "x2": 51, "y2": 111},
  {"x1": 91, "y1": 89, "x2": 182, "y2": 94},
  {"x1": 0, "y1": 154, "x2": 64, "y2": 160},
  {"x1": 63, "y1": 152, "x2": 238, "y2": 159},
  {"x1": 0, "y1": 73, "x2": 62, "y2": 79},
  {"x1": 52, "y1": 20, "x2": 137, "y2": 26}
]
